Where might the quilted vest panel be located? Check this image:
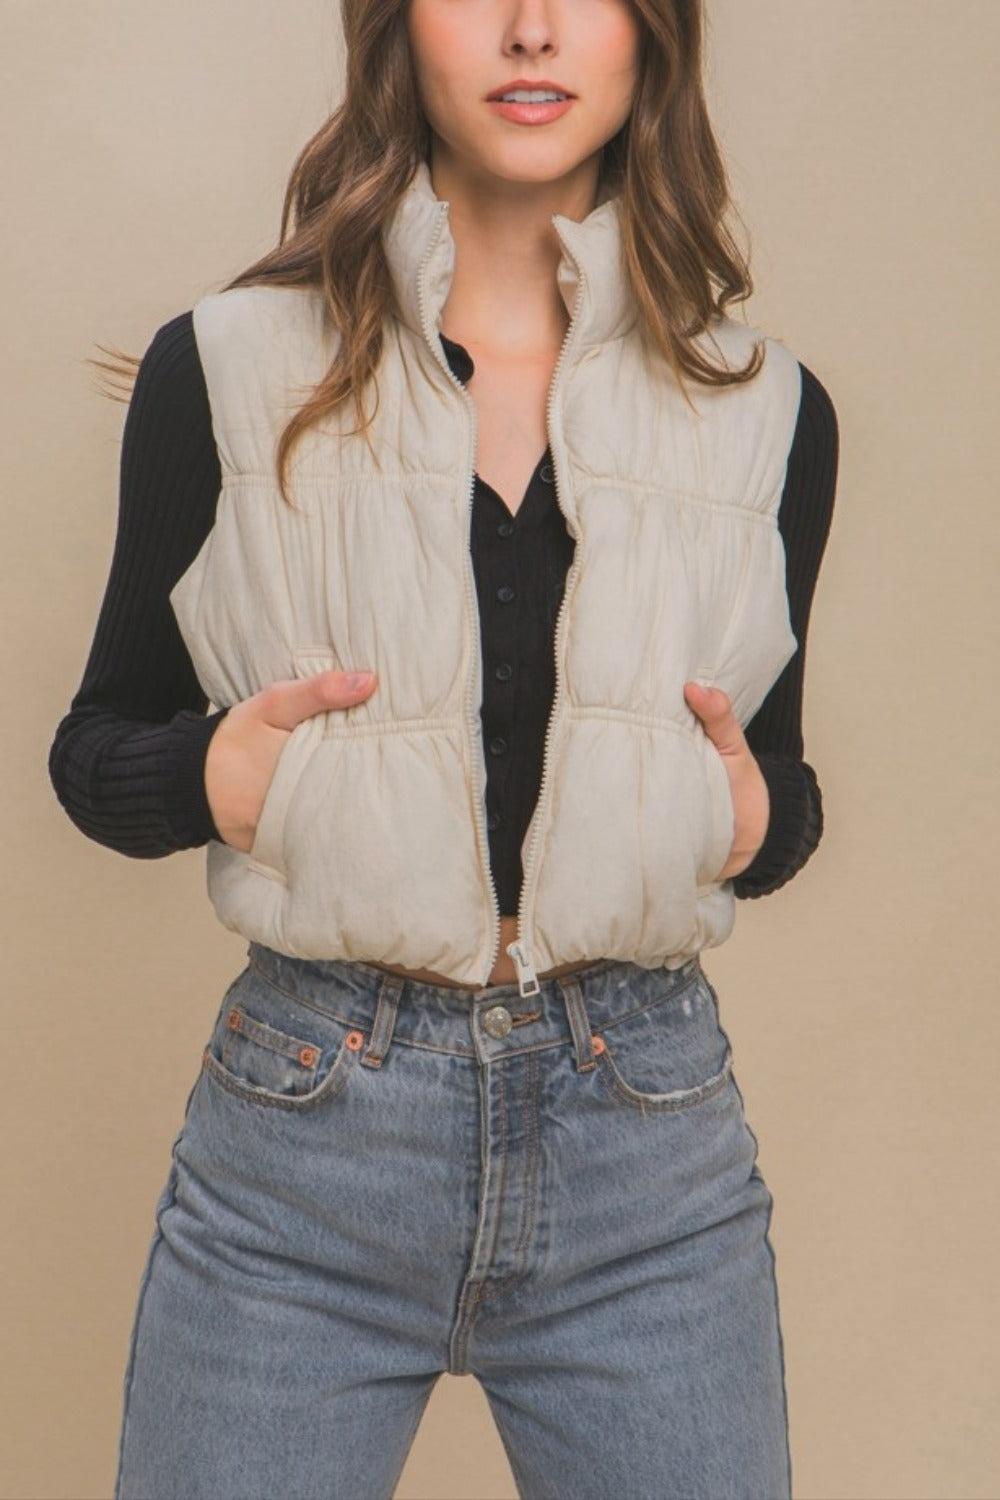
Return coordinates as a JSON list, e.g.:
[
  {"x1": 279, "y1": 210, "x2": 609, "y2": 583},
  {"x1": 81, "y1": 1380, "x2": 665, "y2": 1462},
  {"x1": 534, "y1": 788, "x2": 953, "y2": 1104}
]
[{"x1": 169, "y1": 161, "x2": 801, "y2": 990}]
